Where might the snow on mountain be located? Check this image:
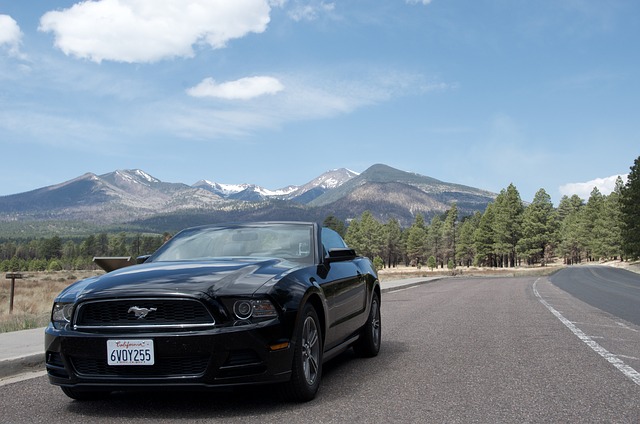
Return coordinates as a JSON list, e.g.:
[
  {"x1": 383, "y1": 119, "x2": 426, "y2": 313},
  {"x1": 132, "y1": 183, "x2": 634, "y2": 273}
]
[{"x1": 192, "y1": 168, "x2": 357, "y2": 203}]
